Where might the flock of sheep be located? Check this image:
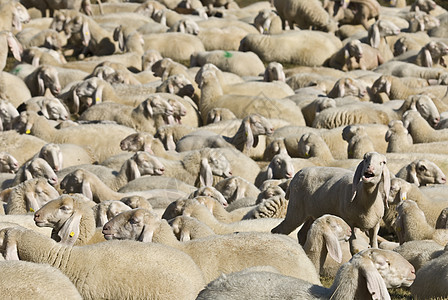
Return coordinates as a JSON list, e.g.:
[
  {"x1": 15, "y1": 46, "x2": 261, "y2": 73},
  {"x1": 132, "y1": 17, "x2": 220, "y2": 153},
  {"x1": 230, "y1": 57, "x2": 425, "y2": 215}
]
[{"x1": 1, "y1": 0, "x2": 448, "y2": 298}]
